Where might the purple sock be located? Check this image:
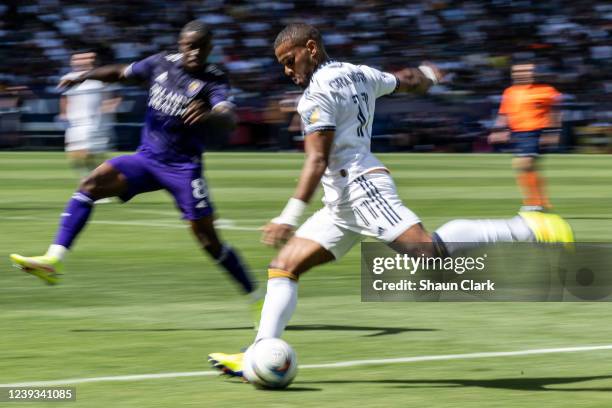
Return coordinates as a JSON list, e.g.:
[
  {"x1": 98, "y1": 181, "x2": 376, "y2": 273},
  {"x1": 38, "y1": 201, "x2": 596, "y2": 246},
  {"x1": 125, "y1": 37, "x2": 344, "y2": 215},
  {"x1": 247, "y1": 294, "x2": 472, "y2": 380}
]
[
  {"x1": 216, "y1": 245, "x2": 255, "y2": 294},
  {"x1": 53, "y1": 191, "x2": 94, "y2": 249}
]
